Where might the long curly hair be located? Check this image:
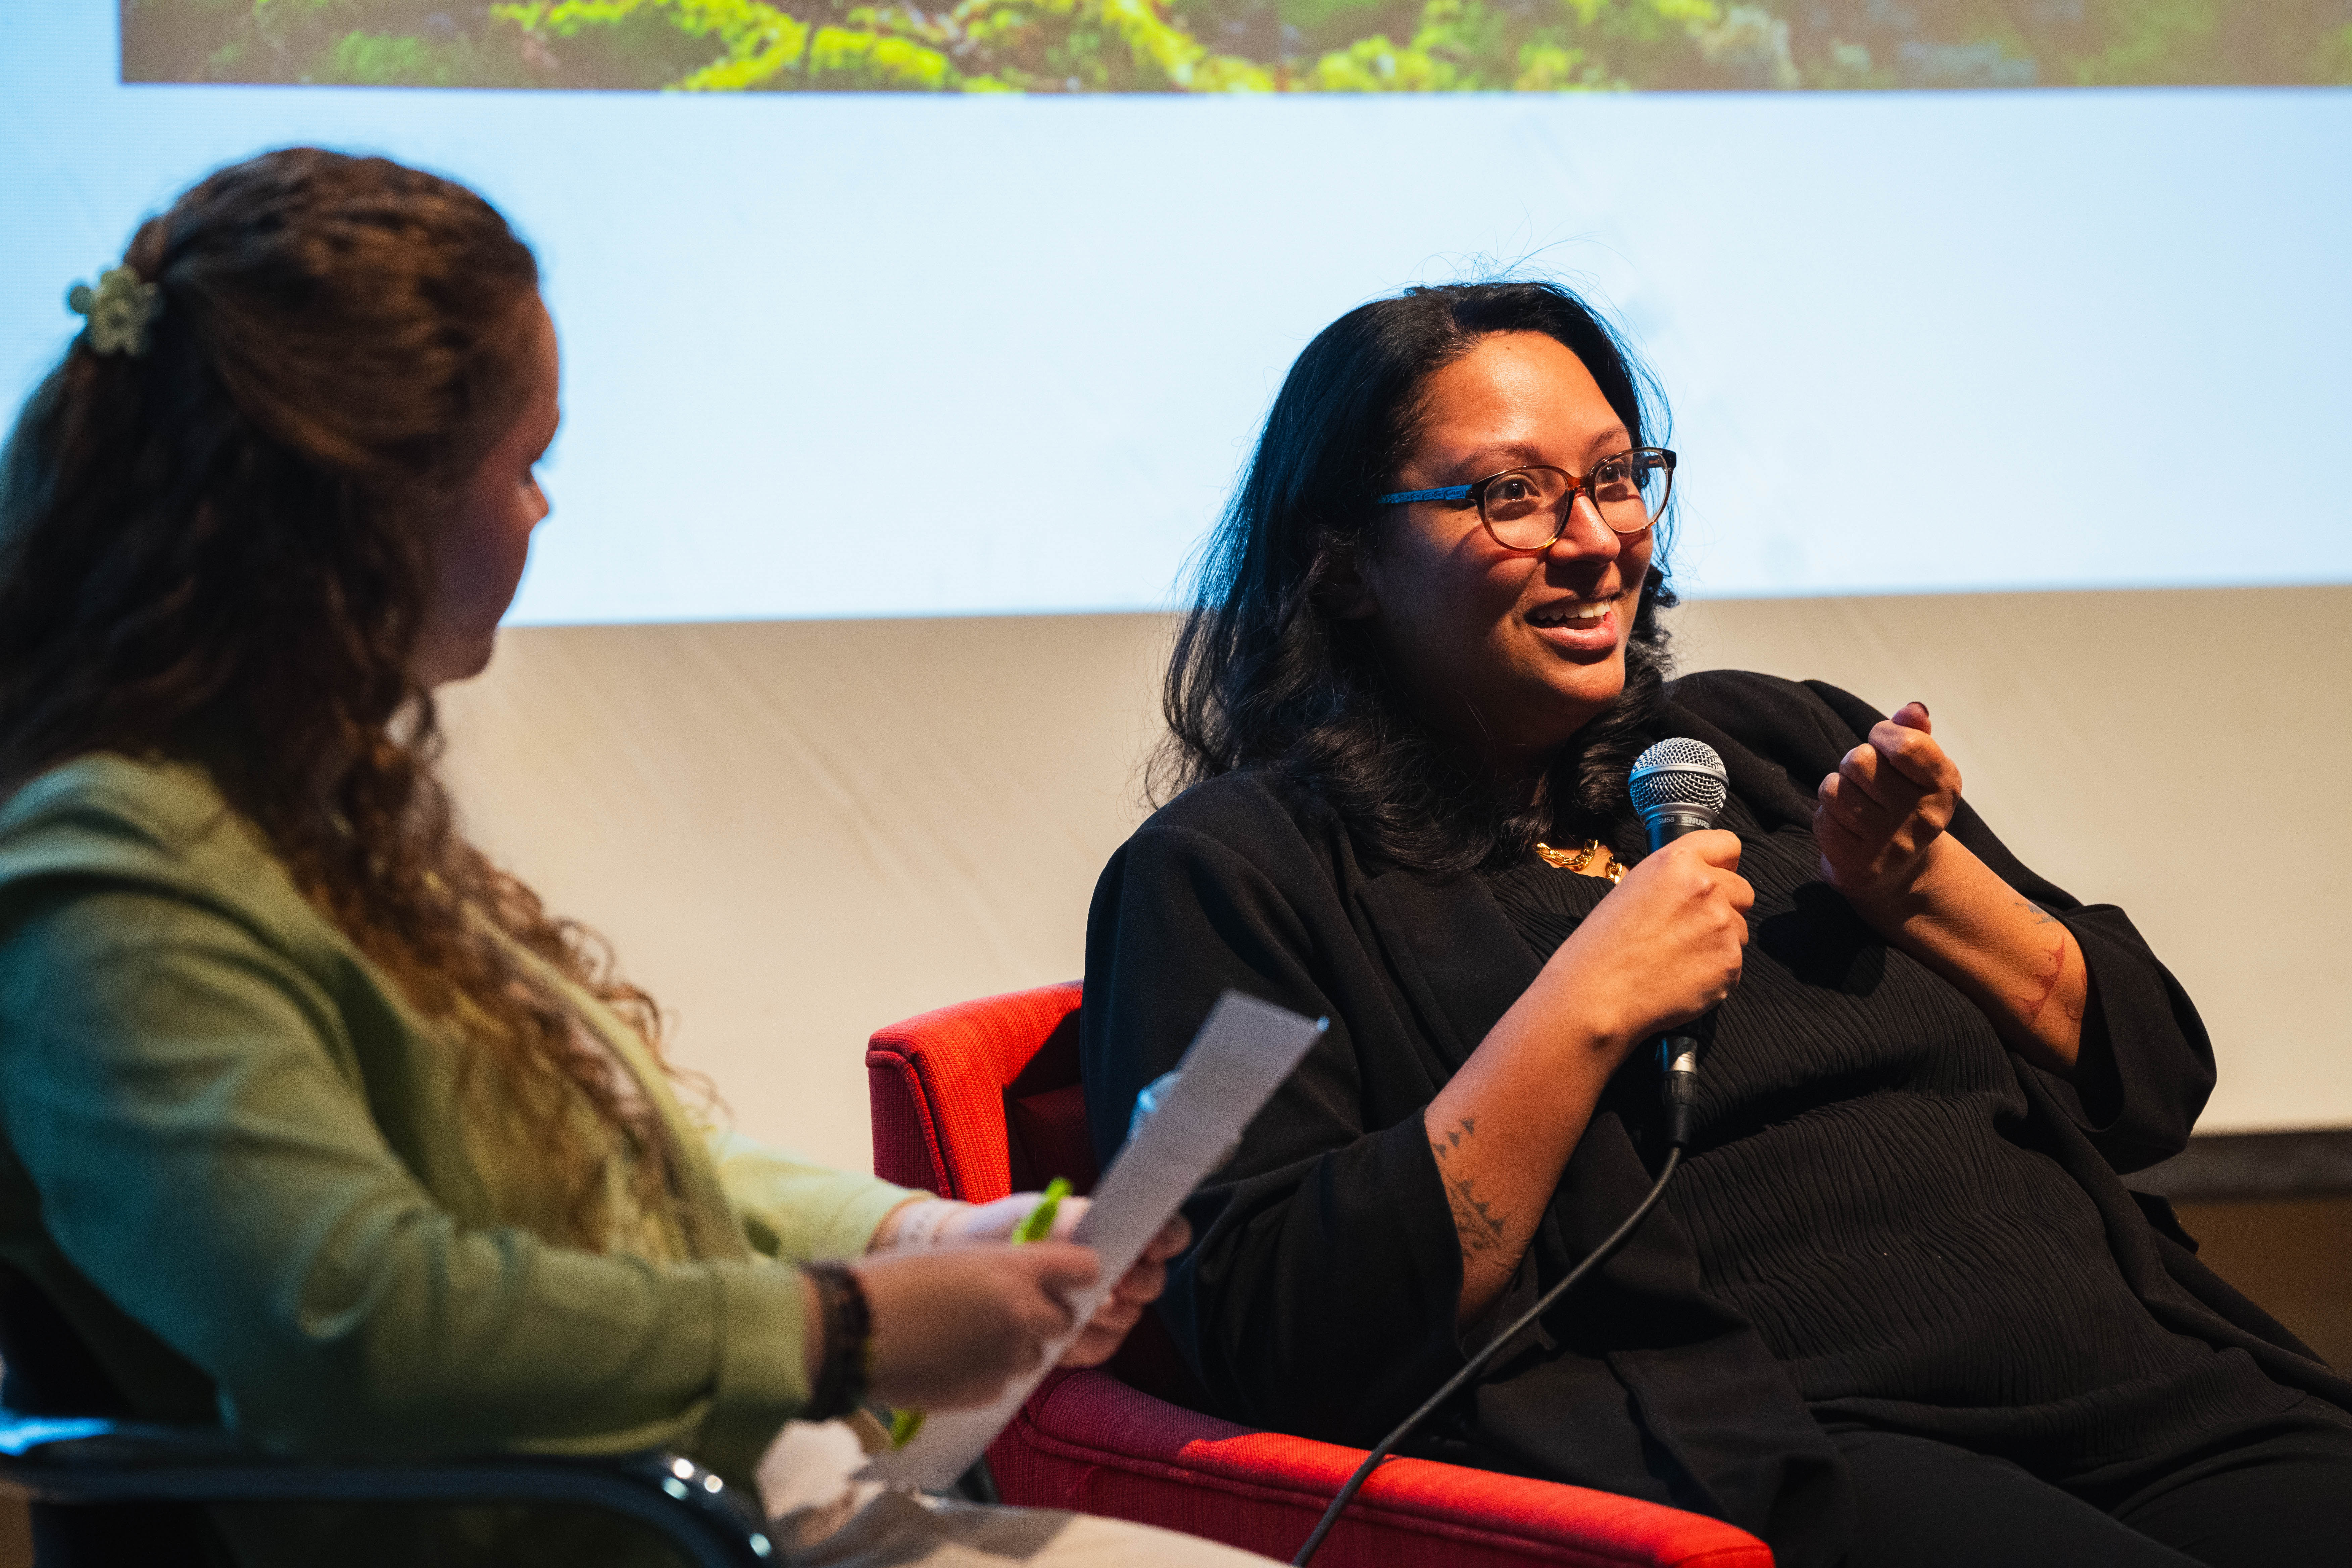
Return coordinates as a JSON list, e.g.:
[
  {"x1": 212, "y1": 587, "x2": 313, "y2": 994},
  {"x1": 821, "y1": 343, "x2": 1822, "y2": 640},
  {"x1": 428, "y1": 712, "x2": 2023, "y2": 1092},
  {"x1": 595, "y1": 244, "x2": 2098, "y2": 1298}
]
[
  {"x1": 0, "y1": 148, "x2": 681, "y2": 1247},
  {"x1": 1157, "y1": 280, "x2": 1677, "y2": 874}
]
